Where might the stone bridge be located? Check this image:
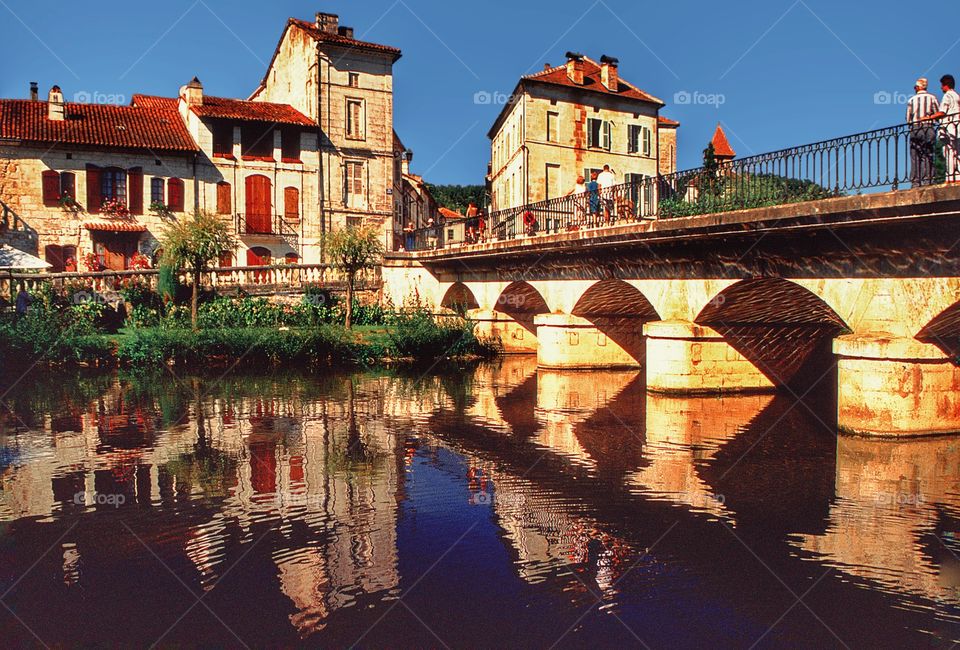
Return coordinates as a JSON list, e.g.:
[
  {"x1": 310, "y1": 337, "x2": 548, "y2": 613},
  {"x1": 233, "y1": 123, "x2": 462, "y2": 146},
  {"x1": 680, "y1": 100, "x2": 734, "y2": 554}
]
[{"x1": 383, "y1": 185, "x2": 960, "y2": 438}]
